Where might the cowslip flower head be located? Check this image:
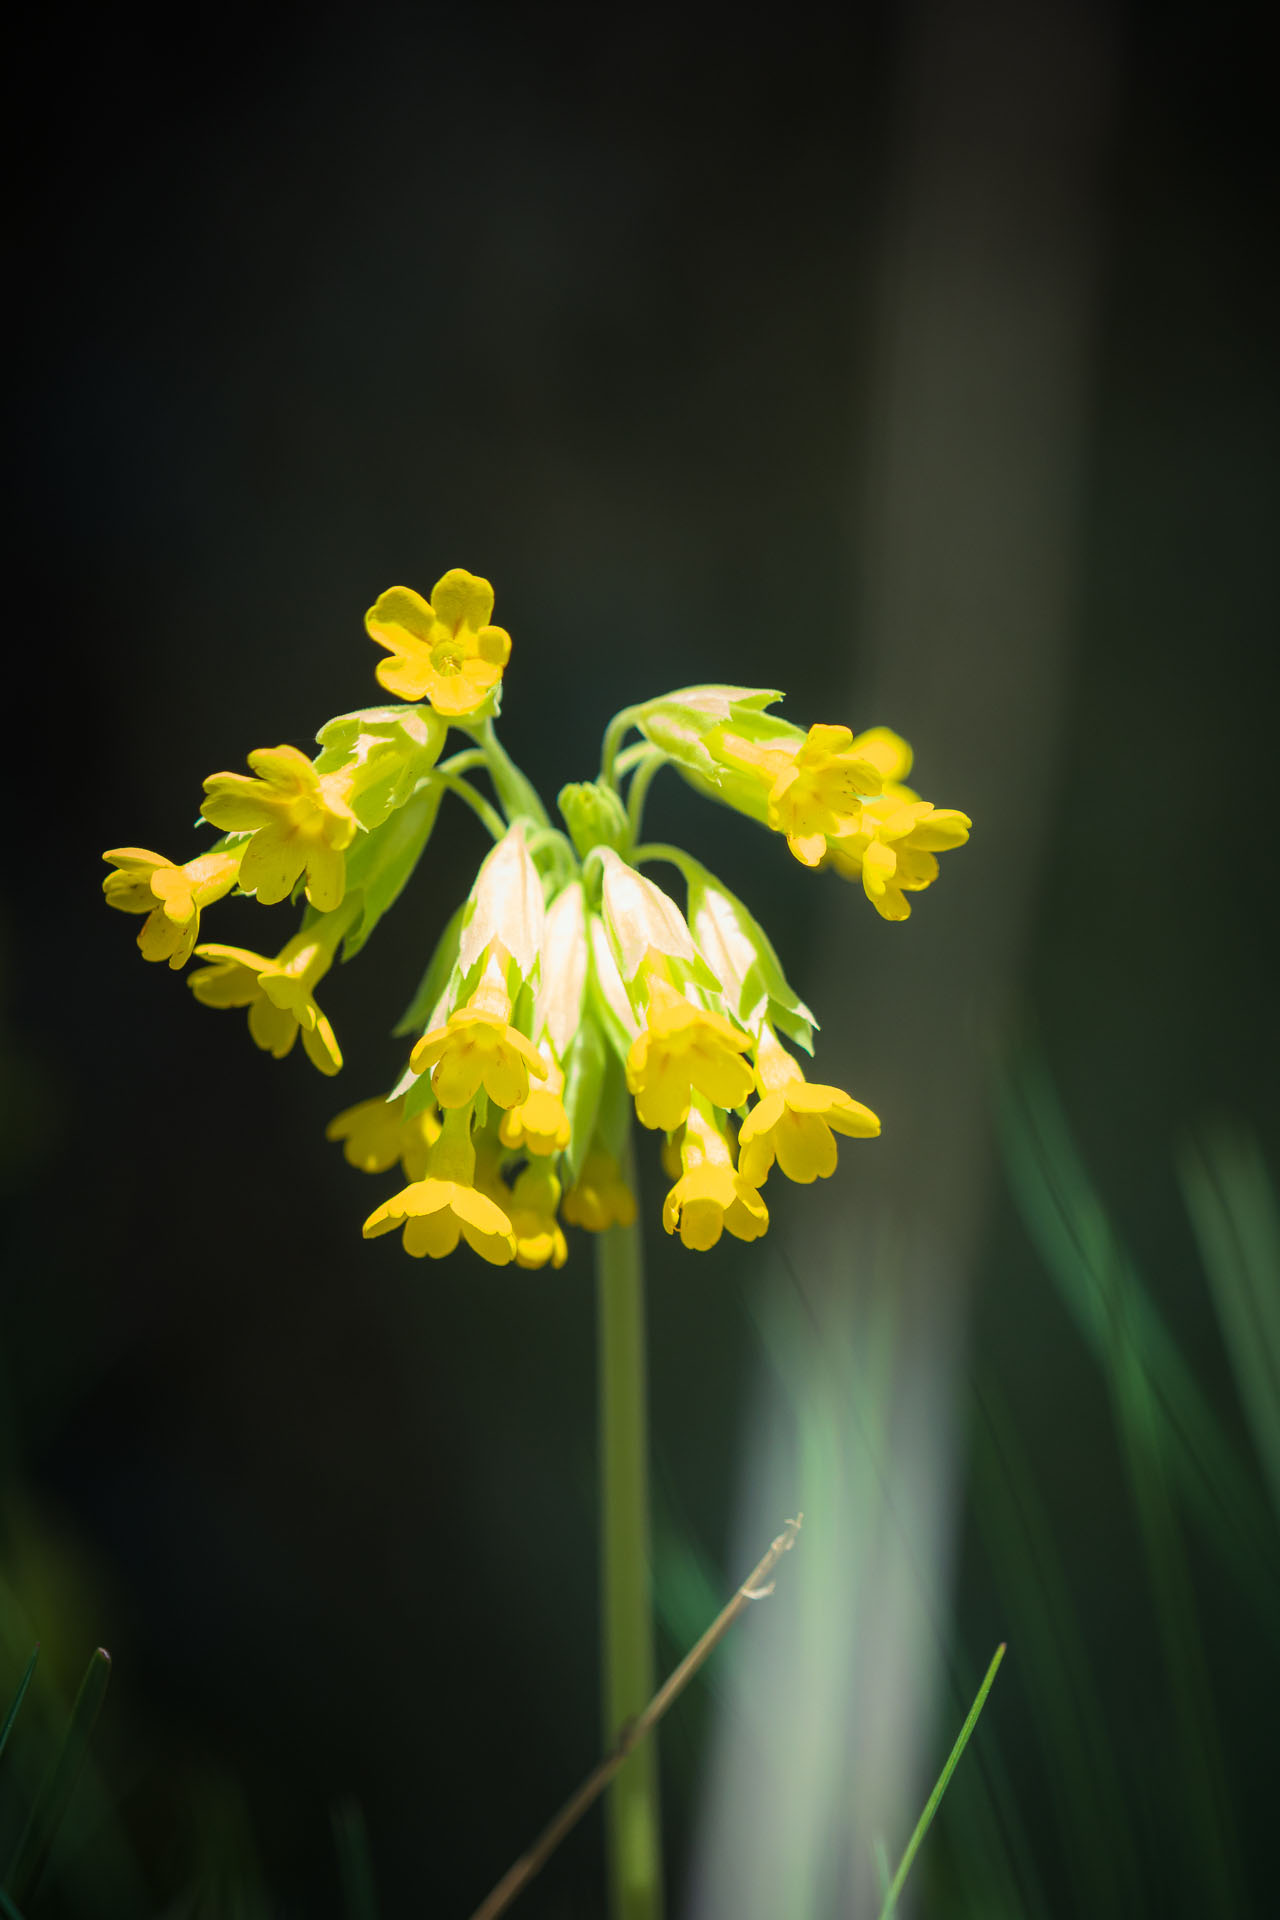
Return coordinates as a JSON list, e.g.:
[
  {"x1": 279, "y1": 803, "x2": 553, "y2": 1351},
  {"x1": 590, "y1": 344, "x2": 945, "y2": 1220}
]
[
  {"x1": 625, "y1": 964, "x2": 754, "y2": 1133},
  {"x1": 411, "y1": 941, "x2": 549, "y2": 1110},
  {"x1": 662, "y1": 1096, "x2": 769, "y2": 1251},
  {"x1": 737, "y1": 1024, "x2": 880, "y2": 1186},
  {"x1": 102, "y1": 844, "x2": 242, "y2": 968},
  {"x1": 507, "y1": 1162, "x2": 569, "y2": 1270},
  {"x1": 325, "y1": 1093, "x2": 441, "y2": 1181},
  {"x1": 188, "y1": 902, "x2": 355, "y2": 1075},
  {"x1": 362, "y1": 1108, "x2": 516, "y2": 1264},
  {"x1": 562, "y1": 1148, "x2": 637, "y2": 1233},
  {"x1": 201, "y1": 745, "x2": 360, "y2": 911},
  {"x1": 366, "y1": 570, "x2": 511, "y2": 718}
]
